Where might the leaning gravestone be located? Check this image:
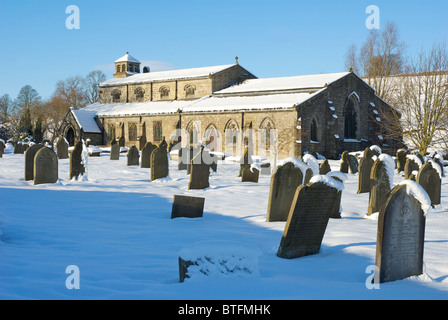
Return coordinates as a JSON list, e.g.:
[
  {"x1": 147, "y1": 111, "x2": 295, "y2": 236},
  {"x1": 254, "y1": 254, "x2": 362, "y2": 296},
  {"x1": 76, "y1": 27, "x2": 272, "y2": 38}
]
[
  {"x1": 141, "y1": 142, "x2": 156, "y2": 168},
  {"x1": 70, "y1": 141, "x2": 85, "y2": 180},
  {"x1": 34, "y1": 147, "x2": 58, "y2": 185},
  {"x1": 417, "y1": 162, "x2": 441, "y2": 207},
  {"x1": 24, "y1": 144, "x2": 45, "y2": 181},
  {"x1": 150, "y1": 145, "x2": 169, "y2": 181},
  {"x1": 171, "y1": 195, "x2": 205, "y2": 219},
  {"x1": 127, "y1": 145, "x2": 140, "y2": 166},
  {"x1": 375, "y1": 182, "x2": 429, "y2": 283},
  {"x1": 347, "y1": 154, "x2": 359, "y2": 174},
  {"x1": 188, "y1": 148, "x2": 210, "y2": 190},
  {"x1": 277, "y1": 178, "x2": 340, "y2": 259},
  {"x1": 110, "y1": 144, "x2": 120, "y2": 160},
  {"x1": 266, "y1": 161, "x2": 304, "y2": 222},
  {"x1": 340, "y1": 152, "x2": 349, "y2": 174},
  {"x1": 357, "y1": 151, "x2": 375, "y2": 194},
  {"x1": 56, "y1": 137, "x2": 69, "y2": 159},
  {"x1": 241, "y1": 165, "x2": 259, "y2": 183}
]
